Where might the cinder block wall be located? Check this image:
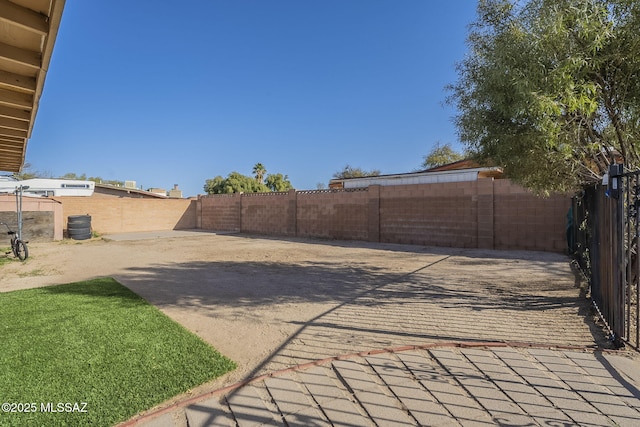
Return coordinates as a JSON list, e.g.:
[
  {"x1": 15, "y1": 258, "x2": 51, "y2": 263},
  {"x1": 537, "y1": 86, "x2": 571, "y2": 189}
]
[
  {"x1": 197, "y1": 179, "x2": 571, "y2": 253},
  {"x1": 493, "y1": 180, "x2": 570, "y2": 252},
  {"x1": 200, "y1": 189, "x2": 371, "y2": 240},
  {"x1": 54, "y1": 196, "x2": 197, "y2": 234},
  {"x1": 297, "y1": 189, "x2": 369, "y2": 240},
  {"x1": 379, "y1": 182, "x2": 478, "y2": 247},
  {"x1": 2, "y1": 179, "x2": 570, "y2": 249},
  {"x1": 241, "y1": 191, "x2": 294, "y2": 236},
  {"x1": 199, "y1": 194, "x2": 240, "y2": 231}
]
